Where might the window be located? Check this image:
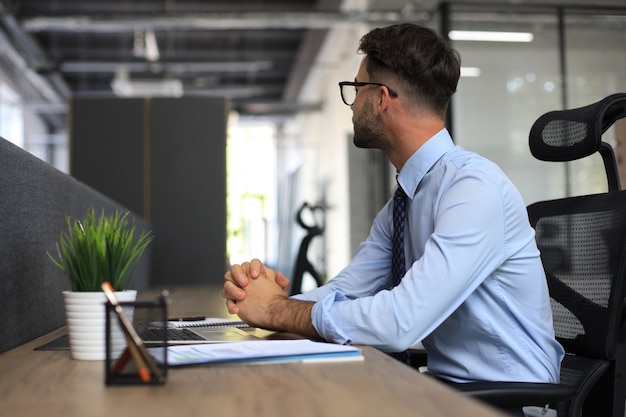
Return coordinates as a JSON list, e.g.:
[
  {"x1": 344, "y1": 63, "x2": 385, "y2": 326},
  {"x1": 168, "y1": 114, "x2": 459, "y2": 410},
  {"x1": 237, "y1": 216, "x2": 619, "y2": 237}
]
[{"x1": 449, "y1": 5, "x2": 626, "y2": 204}]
